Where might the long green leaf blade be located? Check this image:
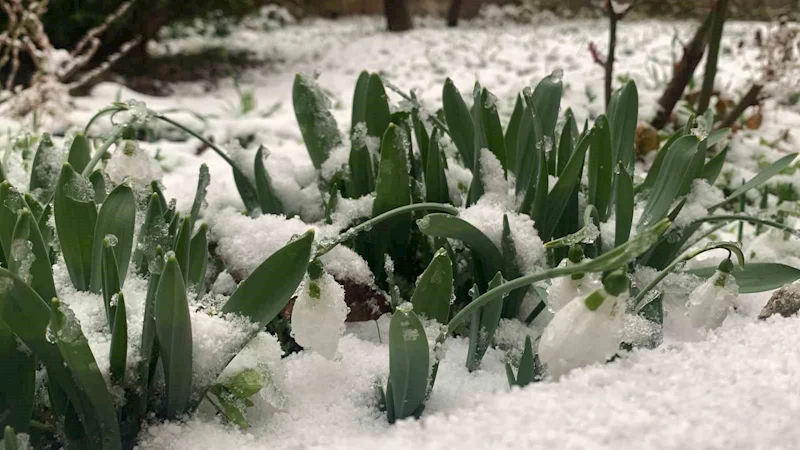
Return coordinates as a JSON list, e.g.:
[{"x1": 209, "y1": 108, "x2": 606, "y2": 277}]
[
  {"x1": 155, "y1": 255, "x2": 193, "y2": 418},
  {"x1": 588, "y1": 115, "x2": 614, "y2": 221},
  {"x1": 442, "y1": 78, "x2": 475, "y2": 168},
  {"x1": 608, "y1": 80, "x2": 639, "y2": 171},
  {"x1": 424, "y1": 129, "x2": 449, "y2": 204},
  {"x1": 221, "y1": 230, "x2": 314, "y2": 327},
  {"x1": 615, "y1": 163, "x2": 634, "y2": 247},
  {"x1": 389, "y1": 306, "x2": 429, "y2": 420},
  {"x1": 29, "y1": 133, "x2": 60, "y2": 202},
  {"x1": 188, "y1": 223, "x2": 209, "y2": 294},
  {"x1": 54, "y1": 163, "x2": 97, "y2": 291},
  {"x1": 689, "y1": 263, "x2": 800, "y2": 294},
  {"x1": 541, "y1": 131, "x2": 591, "y2": 240},
  {"x1": 91, "y1": 183, "x2": 135, "y2": 292},
  {"x1": 410, "y1": 248, "x2": 453, "y2": 324},
  {"x1": 0, "y1": 322, "x2": 35, "y2": 432},
  {"x1": 49, "y1": 299, "x2": 122, "y2": 450},
  {"x1": 109, "y1": 292, "x2": 127, "y2": 386},
  {"x1": 254, "y1": 147, "x2": 283, "y2": 214},
  {"x1": 417, "y1": 213, "x2": 503, "y2": 284},
  {"x1": 67, "y1": 134, "x2": 91, "y2": 174},
  {"x1": 637, "y1": 136, "x2": 699, "y2": 230},
  {"x1": 293, "y1": 73, "x2": 342, "y2": 169},
  {"x1": 10, "y1": 207, "x2": 56, "y2": 301},
  {"x1": 709, "y1": 153, "x2": 798, "y2": 211}
]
